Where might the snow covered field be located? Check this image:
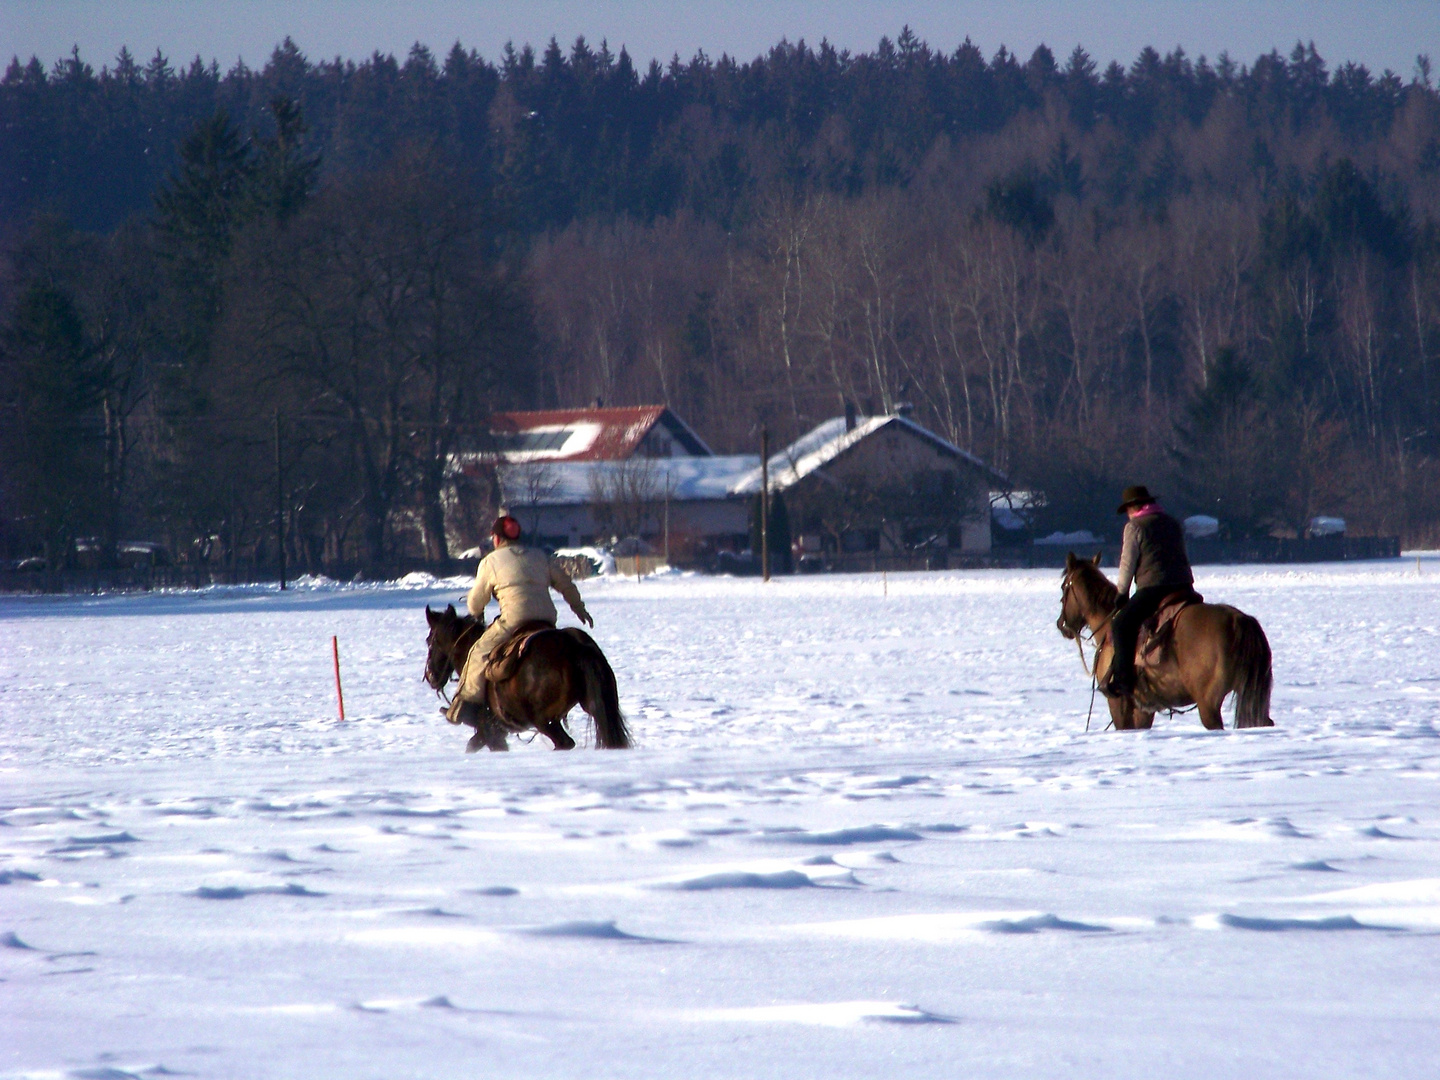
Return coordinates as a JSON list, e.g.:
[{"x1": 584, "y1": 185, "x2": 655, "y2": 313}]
[{"x1": 4, "y1": 560, "x2": 1440, "y2": 1078}]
